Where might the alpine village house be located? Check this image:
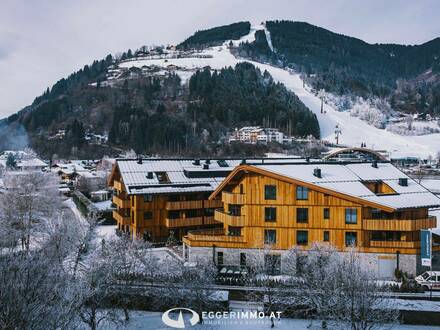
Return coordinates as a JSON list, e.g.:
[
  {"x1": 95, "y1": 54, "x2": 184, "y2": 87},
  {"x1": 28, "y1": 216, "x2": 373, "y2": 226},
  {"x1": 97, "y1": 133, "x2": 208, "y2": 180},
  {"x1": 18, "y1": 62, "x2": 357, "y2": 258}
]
[{"x1": 109, "y1": 155, "x2": 440, "y2": 278}]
